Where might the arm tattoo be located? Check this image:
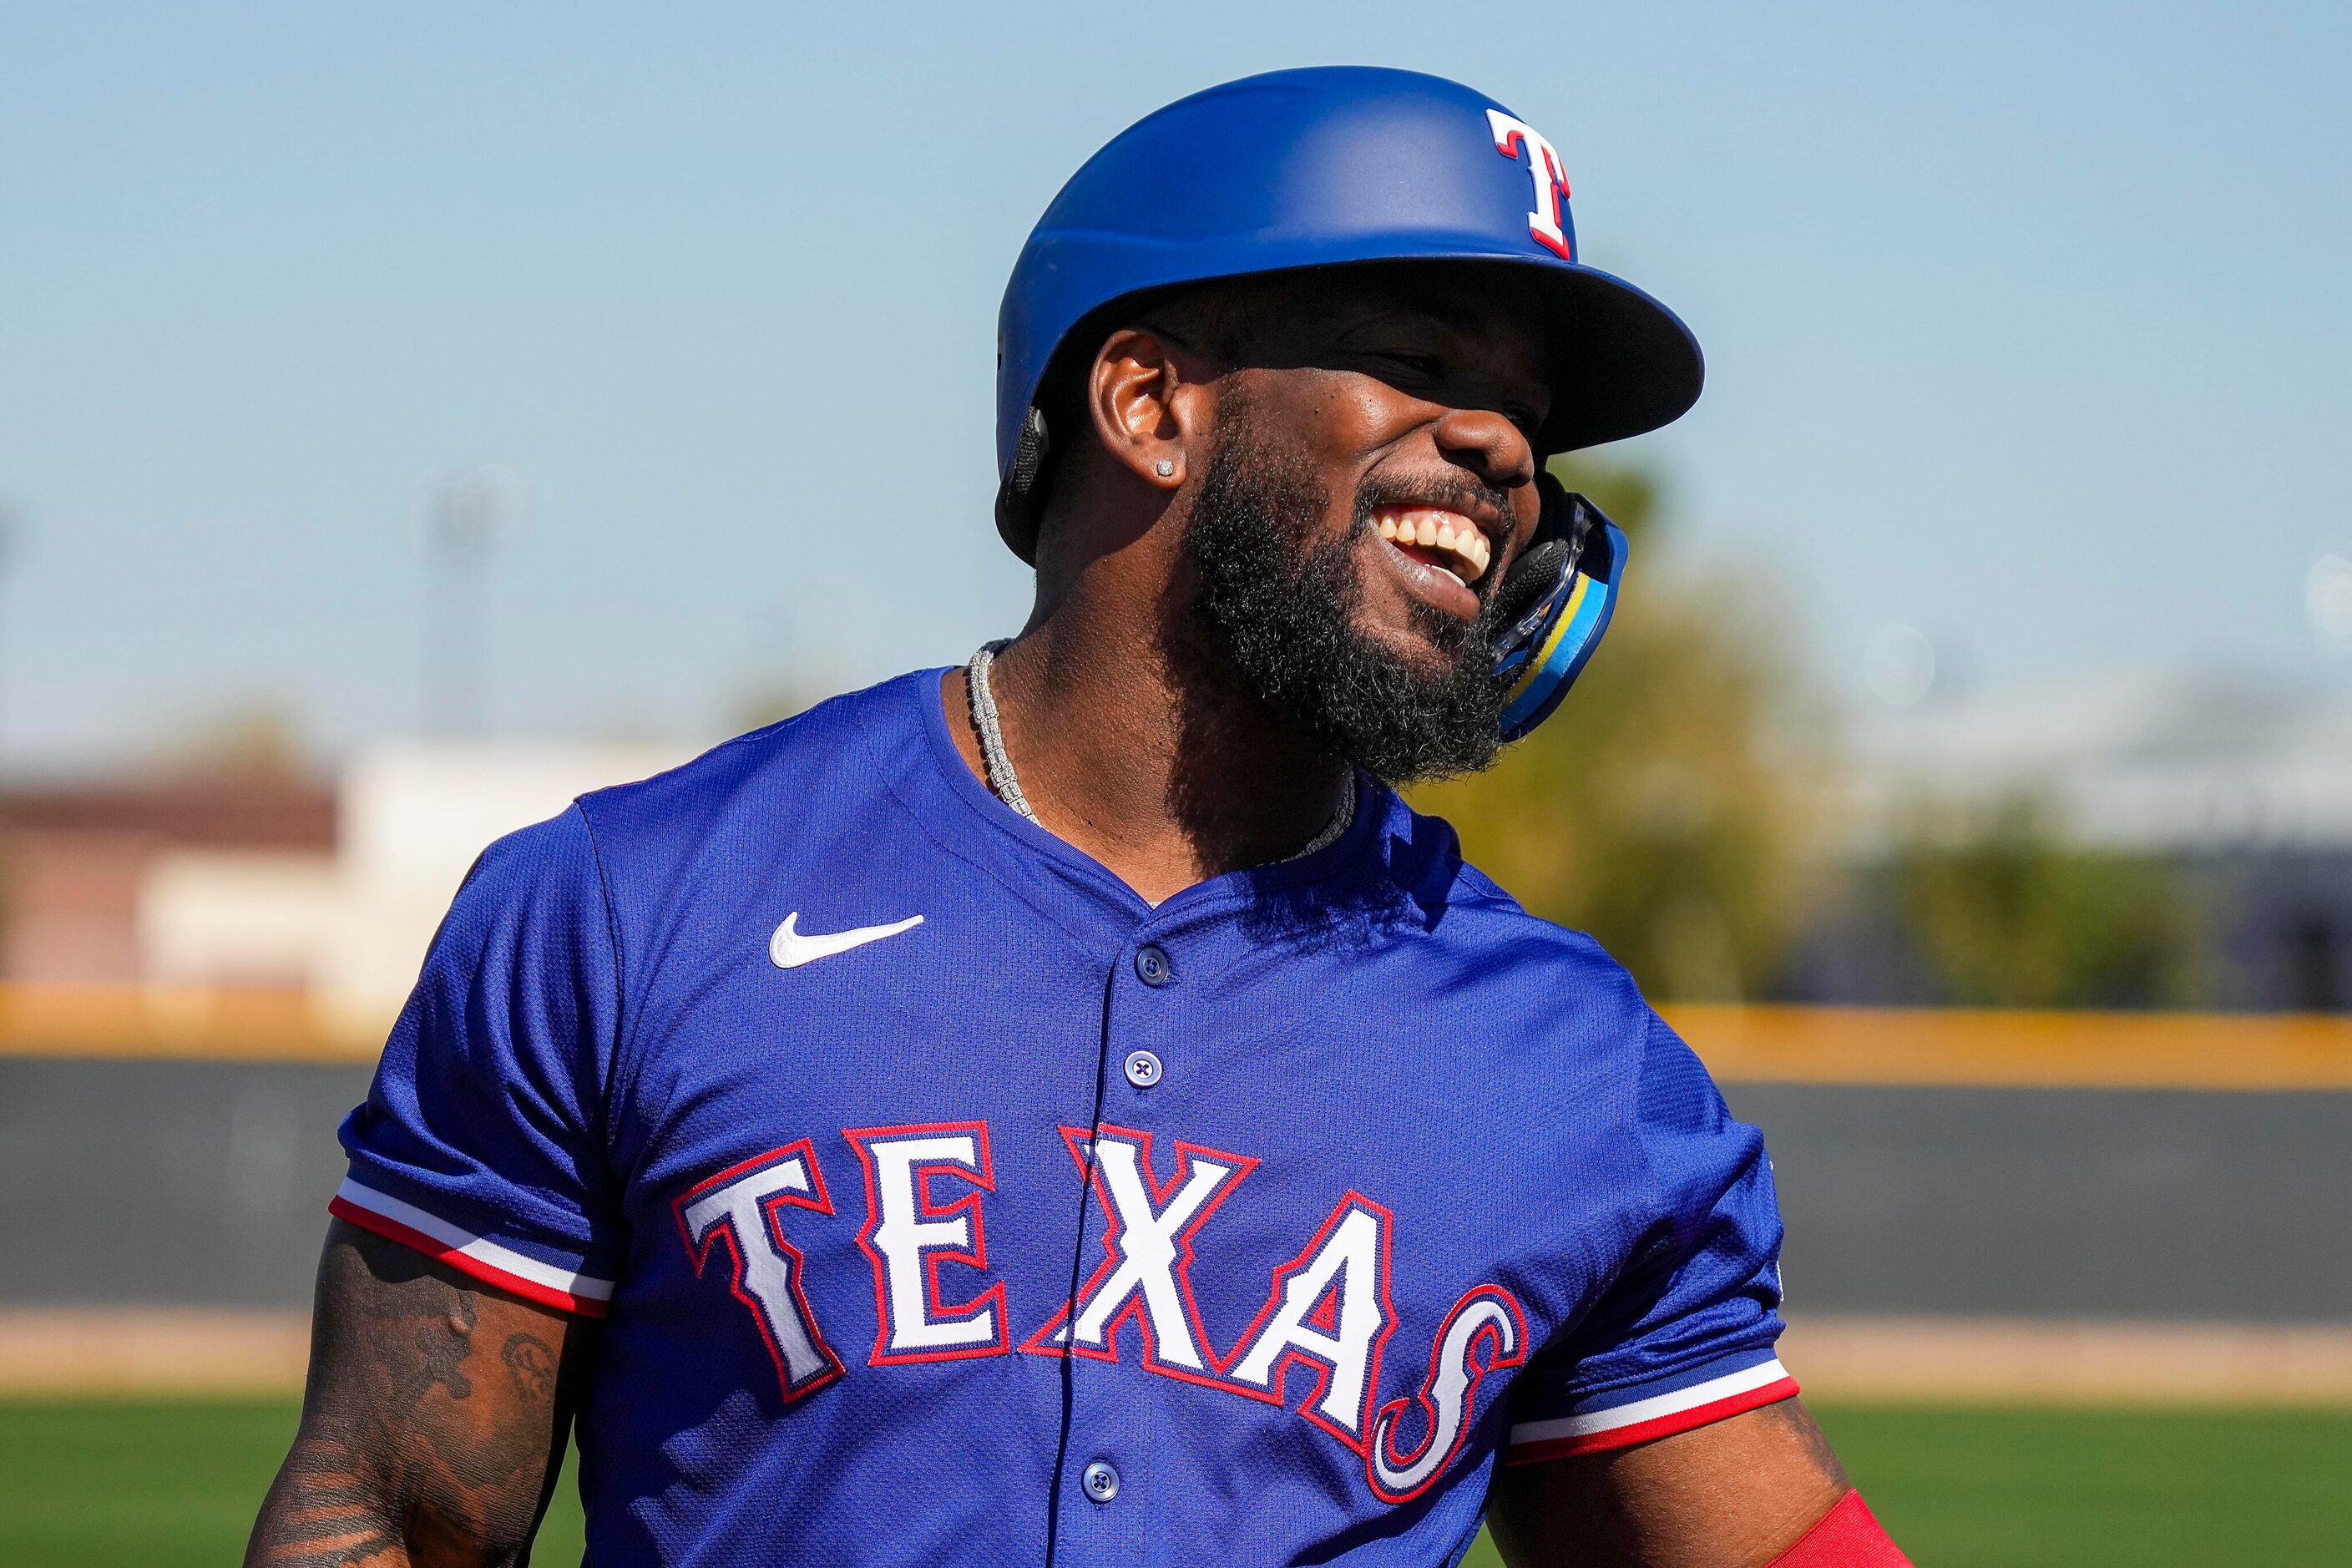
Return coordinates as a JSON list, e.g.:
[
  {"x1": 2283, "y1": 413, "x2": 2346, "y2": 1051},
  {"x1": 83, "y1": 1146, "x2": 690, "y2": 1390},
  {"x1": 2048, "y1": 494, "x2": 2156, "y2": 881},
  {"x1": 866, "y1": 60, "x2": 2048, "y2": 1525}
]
[
  {"x1": 245, "y1": 1222, "x2": 599, "y2": 1567},
  {"x1": 501, "y1": 1335, "x2": 555, "y2": 1404},
  {"x1": 245, "y1": 1440, "x2": 405, "y2": 1567},
  {"x1": 402, "y1": 1289, "x2": 476, "y2": 1406}
]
